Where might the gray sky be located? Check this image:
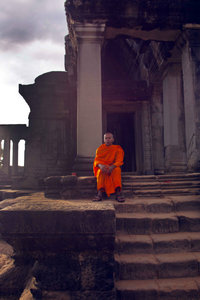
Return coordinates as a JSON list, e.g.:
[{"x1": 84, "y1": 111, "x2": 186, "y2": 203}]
[{"x1": 0, "y1": 0, "x2": 68, "y2": 125}]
